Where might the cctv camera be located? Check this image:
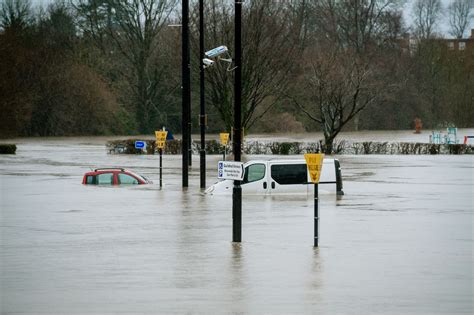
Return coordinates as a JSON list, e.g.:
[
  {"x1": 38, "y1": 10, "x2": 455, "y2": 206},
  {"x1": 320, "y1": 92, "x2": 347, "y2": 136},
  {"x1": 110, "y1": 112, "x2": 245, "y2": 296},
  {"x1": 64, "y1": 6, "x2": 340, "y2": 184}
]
[
  {"x1": 203, "y1": 58, "x2": 215, "y2": 68},
  {"x1": 205, "y1": 45, "x2": 228, "y2": 58}
]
